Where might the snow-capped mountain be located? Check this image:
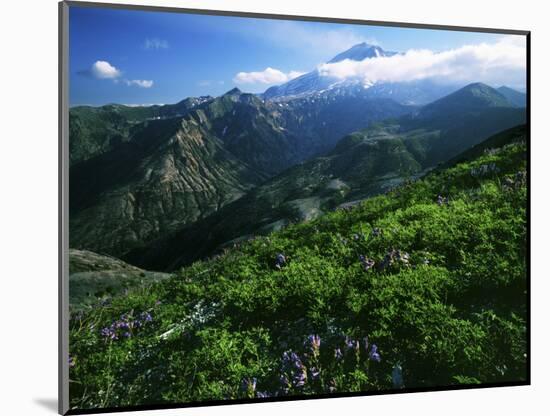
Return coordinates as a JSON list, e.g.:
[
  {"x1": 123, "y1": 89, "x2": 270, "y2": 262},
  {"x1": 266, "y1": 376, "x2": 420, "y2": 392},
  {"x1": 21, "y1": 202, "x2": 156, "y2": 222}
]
[
  {"x1": 263, "y1": 43, "x2": 456, "y2": 105},
  {"x1": 327, "y1": 42, "x2": 396, "y2": 63}
]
